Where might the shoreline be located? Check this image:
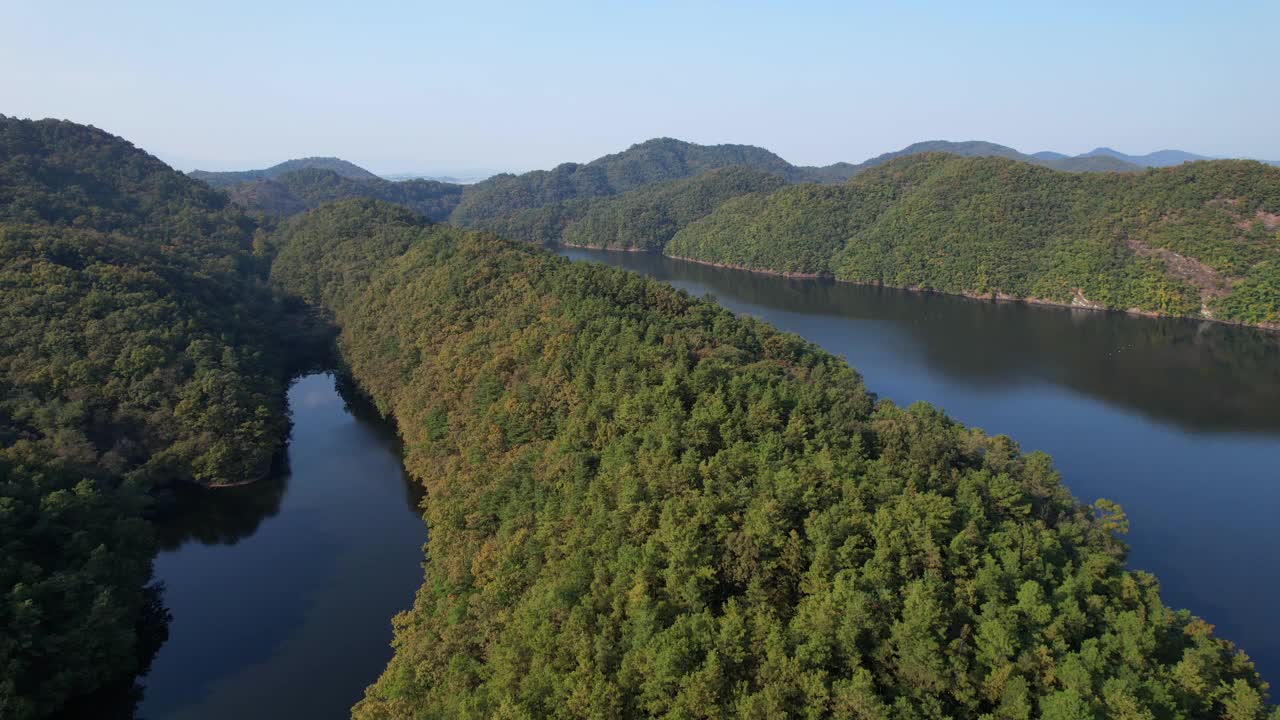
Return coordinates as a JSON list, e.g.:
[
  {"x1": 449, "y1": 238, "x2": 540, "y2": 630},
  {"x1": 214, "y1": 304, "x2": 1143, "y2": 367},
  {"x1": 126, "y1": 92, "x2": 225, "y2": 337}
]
[
  {"x1": 558, "y1": 241, "x2": 653, "y2": 253},
  {"x1": 588, "y1": 247, "x2": 1280, "y2": 333}
]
